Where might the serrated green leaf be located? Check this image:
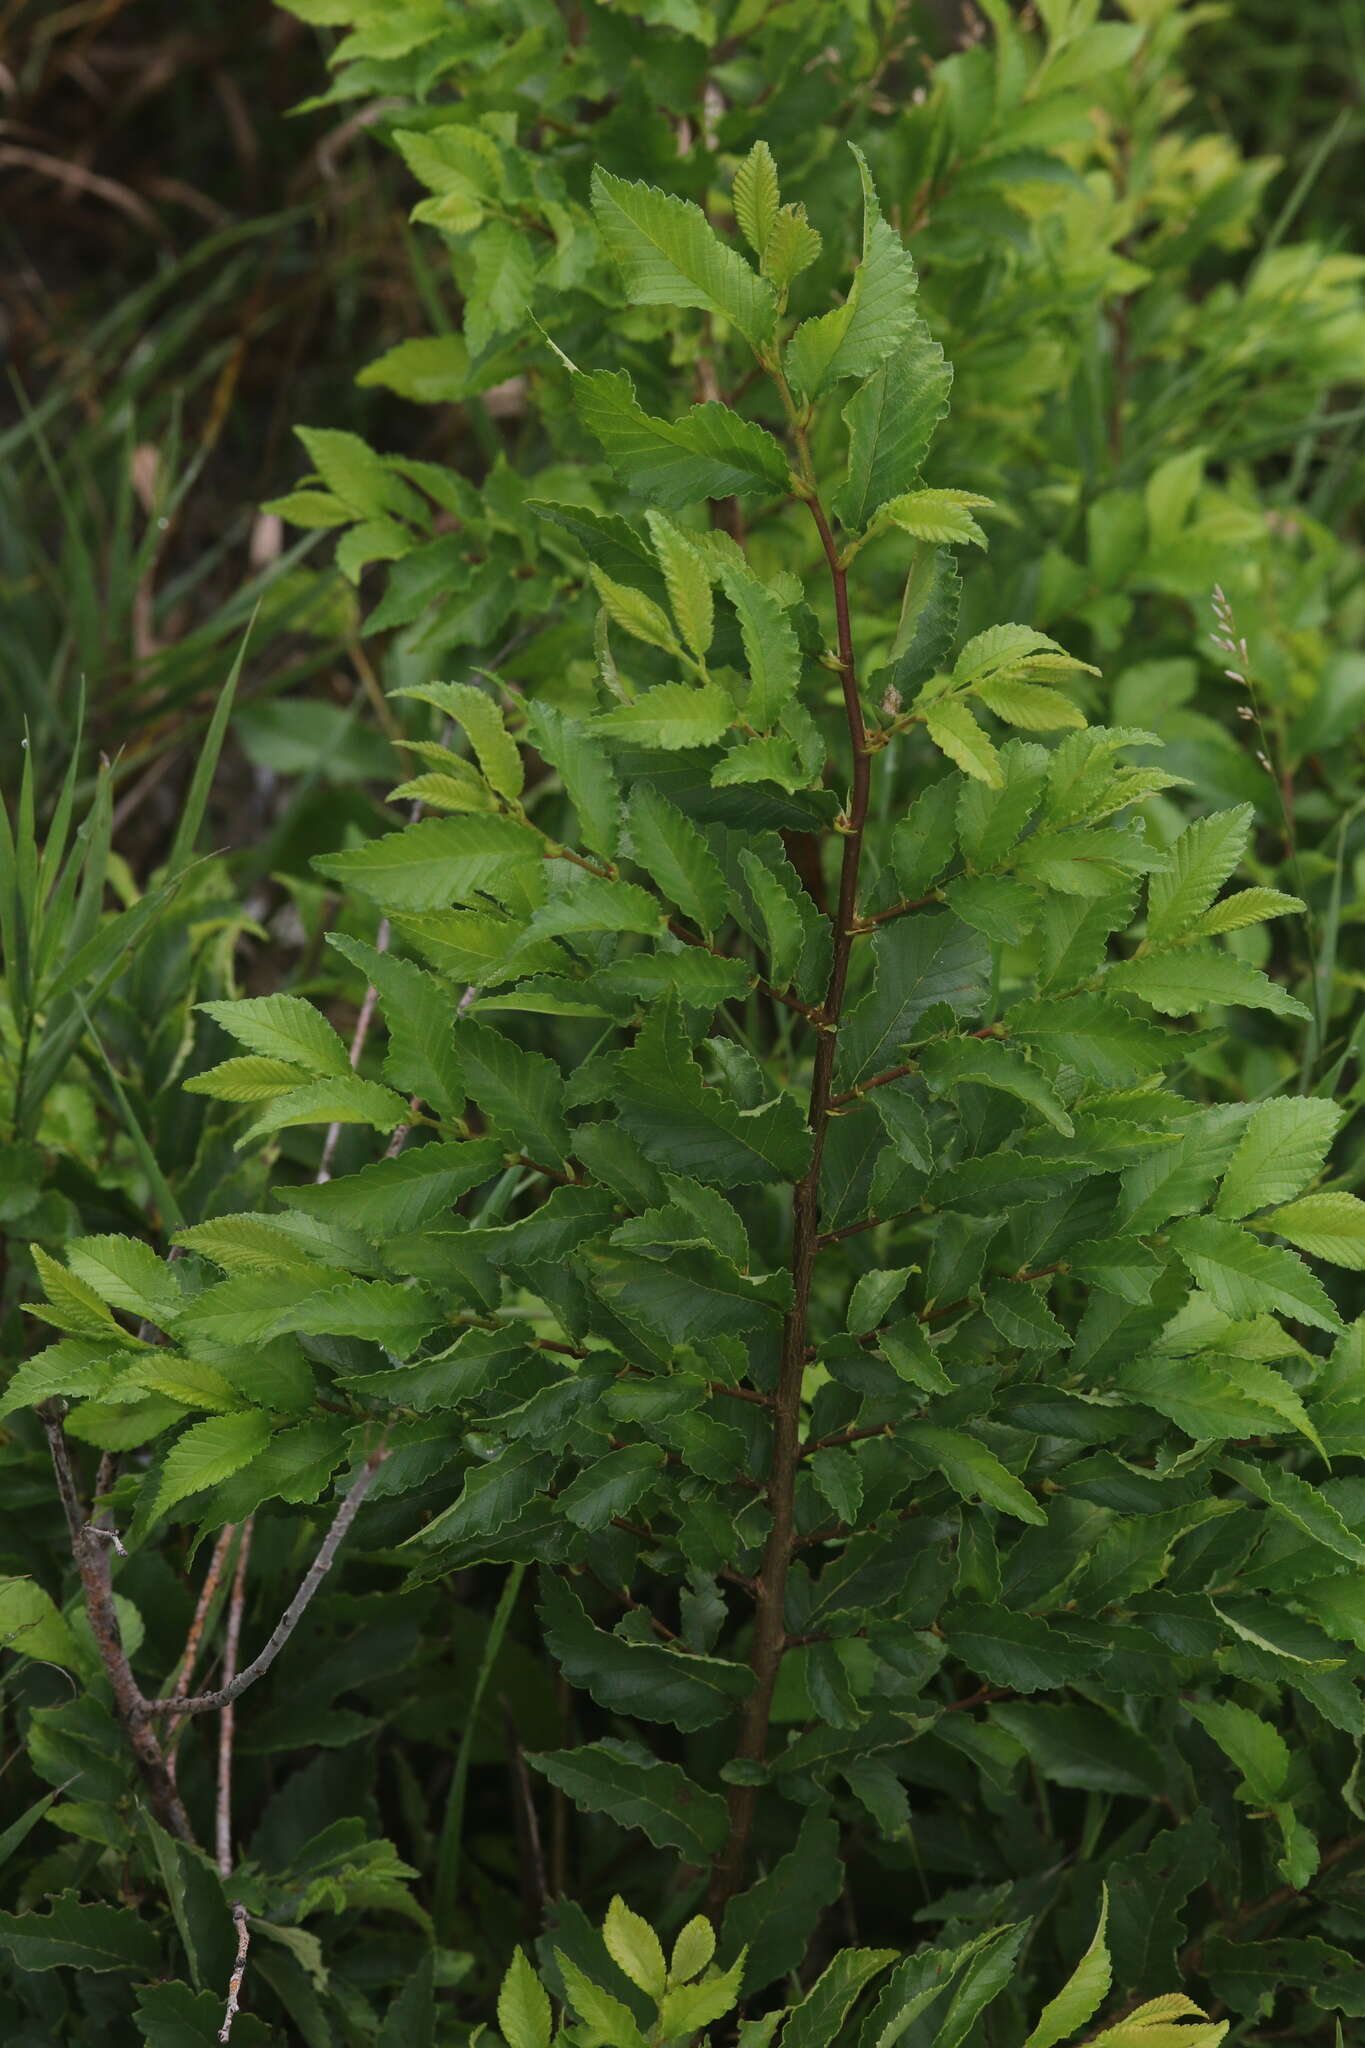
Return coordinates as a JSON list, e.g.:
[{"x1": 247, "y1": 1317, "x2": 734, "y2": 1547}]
[
  {"x1": 615, "y1": 998, "x2": 811, "y2": 1184},
  {"x1": 1264, "y1": 1190, "x2": 1365, "y2": 1267},
  {"x1": 391, "y1": 680, "x2": 523, "y2": 800},
  {"x1": 0, "y1": 1890, "x2": 162, "y2": 1974},
  {"x1": 591, "y1": 168, "x2": 776, "y2": 348},
  {"x1": 1215, "y1": 1097, "x2": 1340, "y2": 1220},
  {"x1": 645, "y1": 510, "x2": 714, "y2": 659},
  {"x1": 313, "y1": 814, "x2": 545, "y2": 913},
  {"x1": 238, "y1": 1076, "x2": 412, "y2": 1147},
  {"x1": 574, "y1": 370, "x2": 789, "y2": 506},
  {"x1": 498, "y1": 1949, "x2": 552, "y2": 2048},
  {"x1": 455, "y1": 1018, "x2": 570, "y2": 1168},
  {"x1": 1147, "y1": 806, "x2": 1252, "y2": 944},
  {"x1": 941, "y1": 1606, "x2": 1096, "y2": 1694},
  {"x1": 714, "y1": 554, "x2": 801, "y2": 730},
  {"x1": 1187, "y1": 1699, "x2": 1289, "y2": 1804},
  {"x1": 919, "y1": 1036, "x2": 1073, "y2": 1136},
  {"x1": 1023, "y1": 1892, "x2": 1111, "y2": 2048},
  {"x1": 156, "y1": 1410, "x2": 273, "y2": 1517},
  {"x1": 628, "y1": 785, "x2": 729, "y2": 934},
  {"x1": 785, "y1": 146, "x2": 918, "y2": 397},
  {"x1": 903, "y1": 1424, "x2": 1045, "y2": 1523},
  {"x1": 603, "y1": 1896, "x2": 667, "y2": 2000},
  {"x1": 761, "y1": 202, "x2": 823, "y2": 287},
  {"x1": 198, "y1": 994, "x2": 352, "y2": 1077},
  {"x1": 733, "y1": 140, "x2": 780, "y2": 258},
  {"x1": 973, "y1": 678, "x2": 1087, "y2": 731},
  {"x1": 540, "y1": 1573, "x2": 751, "y2": 1731},
  {"x1": 833, "y1": 320, "x2": 953, "y2": 531},
  {"x1": 925, "y1": 699, "x2": 1002, "y2": 786},
  {"x1": 880, "y1": 488, "x2": 992, "y2": 548},
  {"x1": 1167, "y1": 1216, "x2": 1342, "y2": 1333},
  {"x1": 591, "y1": 565, "x2": 680, "y2": 655},
  {"x1": 594, "y1": 681, "x2": 735, "y2": 751},
  {"x1": 1106, "y1": 947, "x2": 1310, "y2": 1021}
]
